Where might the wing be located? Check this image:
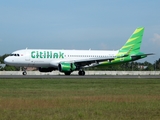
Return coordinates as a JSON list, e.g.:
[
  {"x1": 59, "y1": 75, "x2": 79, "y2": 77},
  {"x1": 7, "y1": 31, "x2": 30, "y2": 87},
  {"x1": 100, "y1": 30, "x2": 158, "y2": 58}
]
[{"x1": 73, "y1": 57, "x2": 114, "y2": 68}]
